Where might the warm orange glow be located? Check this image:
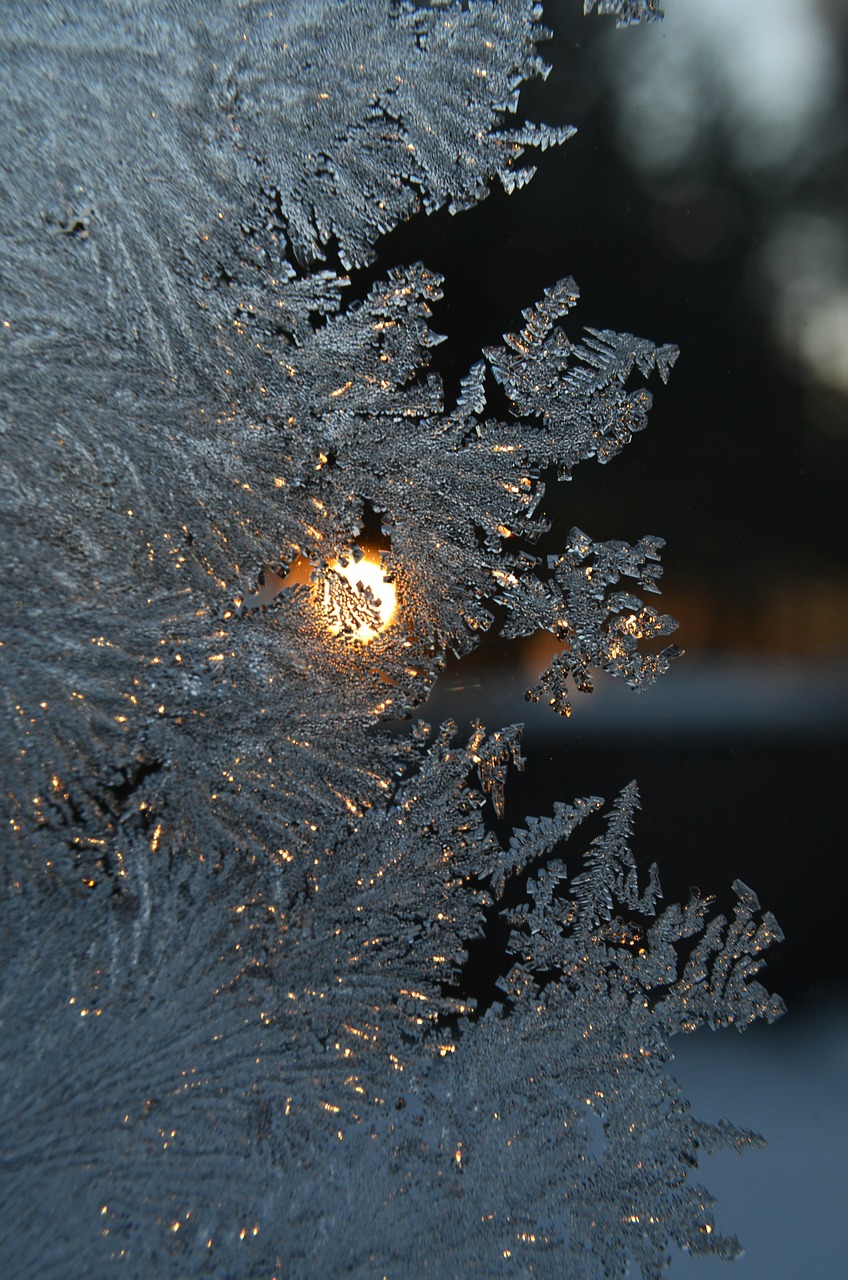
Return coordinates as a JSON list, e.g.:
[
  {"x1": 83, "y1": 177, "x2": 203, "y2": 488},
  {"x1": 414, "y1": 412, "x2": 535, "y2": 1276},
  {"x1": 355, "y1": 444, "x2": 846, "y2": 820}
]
[{"x1": 322, "y1": 554, "x2": 397, "y2": 643}]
